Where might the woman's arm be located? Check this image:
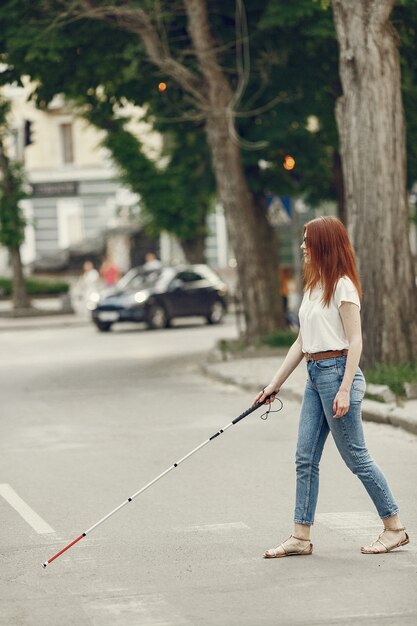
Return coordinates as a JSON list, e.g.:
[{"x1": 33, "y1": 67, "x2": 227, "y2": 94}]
[
  {"x1": 333, "y1": 302, "x2": 363, "y2": 418},
  {"x1": 253, "y1": 332, "x2": 304, "y2": 404}
]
